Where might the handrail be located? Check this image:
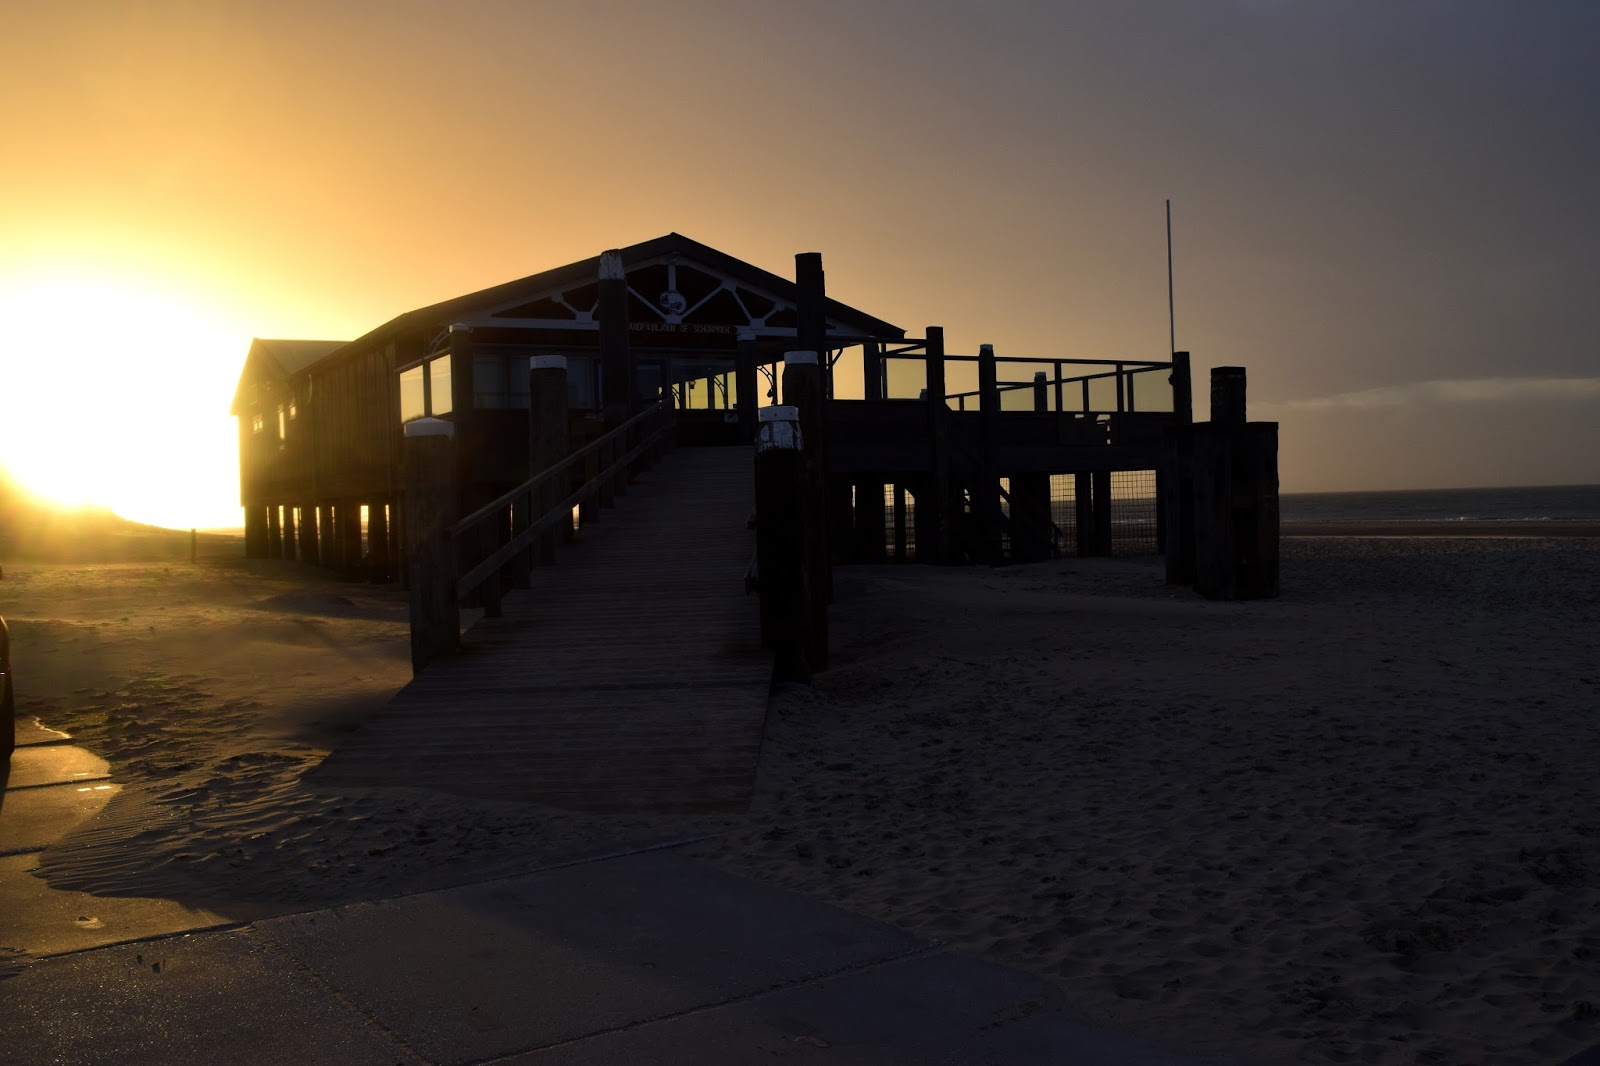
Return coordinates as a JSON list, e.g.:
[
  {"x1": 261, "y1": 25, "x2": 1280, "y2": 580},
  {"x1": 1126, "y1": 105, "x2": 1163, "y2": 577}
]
[
  {"x1": 455, "y1": 416, "x2": 670, "y2": 597},
  {"x1": 451, "y1": 401, "x2": 665, "y2": 538}
]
